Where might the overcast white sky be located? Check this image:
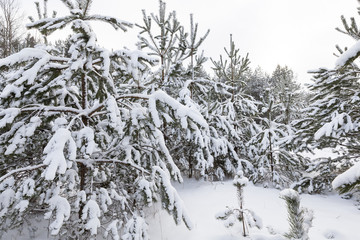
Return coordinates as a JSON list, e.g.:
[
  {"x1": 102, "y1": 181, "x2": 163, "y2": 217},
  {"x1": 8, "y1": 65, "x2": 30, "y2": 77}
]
[{"x1": 19, "y1": 0, "x2": 360, "y2": 84}]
